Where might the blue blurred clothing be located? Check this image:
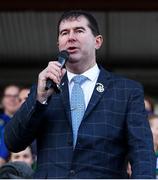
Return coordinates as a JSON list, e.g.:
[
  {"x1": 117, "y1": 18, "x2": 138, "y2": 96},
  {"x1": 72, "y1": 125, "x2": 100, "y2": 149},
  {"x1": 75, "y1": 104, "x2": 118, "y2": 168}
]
[{"x1": 0, "y1": 114, "x2": 10, "y2": 159}]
